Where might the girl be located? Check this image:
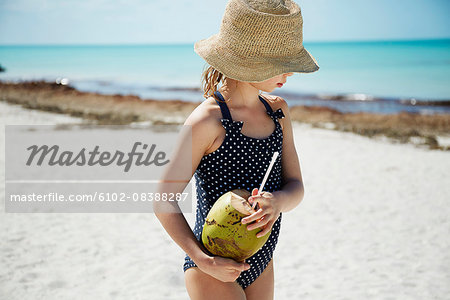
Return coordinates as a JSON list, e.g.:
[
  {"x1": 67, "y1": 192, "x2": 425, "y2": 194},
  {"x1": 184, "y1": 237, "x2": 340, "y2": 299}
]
[{"x1": 156, "y1": 0, "x2": 319, "y2": 299}]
